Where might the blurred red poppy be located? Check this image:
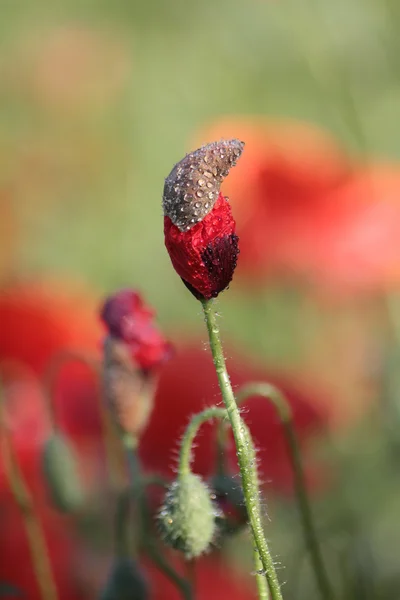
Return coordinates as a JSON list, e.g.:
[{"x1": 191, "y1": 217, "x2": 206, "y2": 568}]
[
  {"x1": 195, "y1": 117, "x2": 351, "y2": 285},
  {"x1": 139, "y1": 343, "x2": 329, "y2": 495},
  {"x1": 0, "y1": 280, "x2": 103, "y2": 442},
  {"x1": 0, "y1": 371, "x2": 93, "y2": 600},
  {"x1": 298, "y1": 164, "x2": 400, "y2": 294}
]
